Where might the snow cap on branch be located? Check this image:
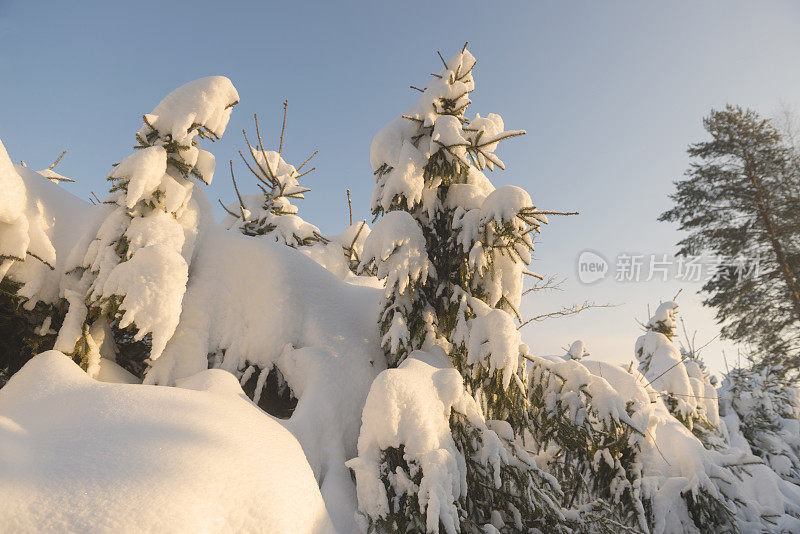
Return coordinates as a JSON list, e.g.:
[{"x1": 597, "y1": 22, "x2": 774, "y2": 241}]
[
  {"x1": 140, "y1": 76, "x2": 240, "y2": 146},
  {"x1": 360, "y1": 211, "x2": 432, "y2": 296}
]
